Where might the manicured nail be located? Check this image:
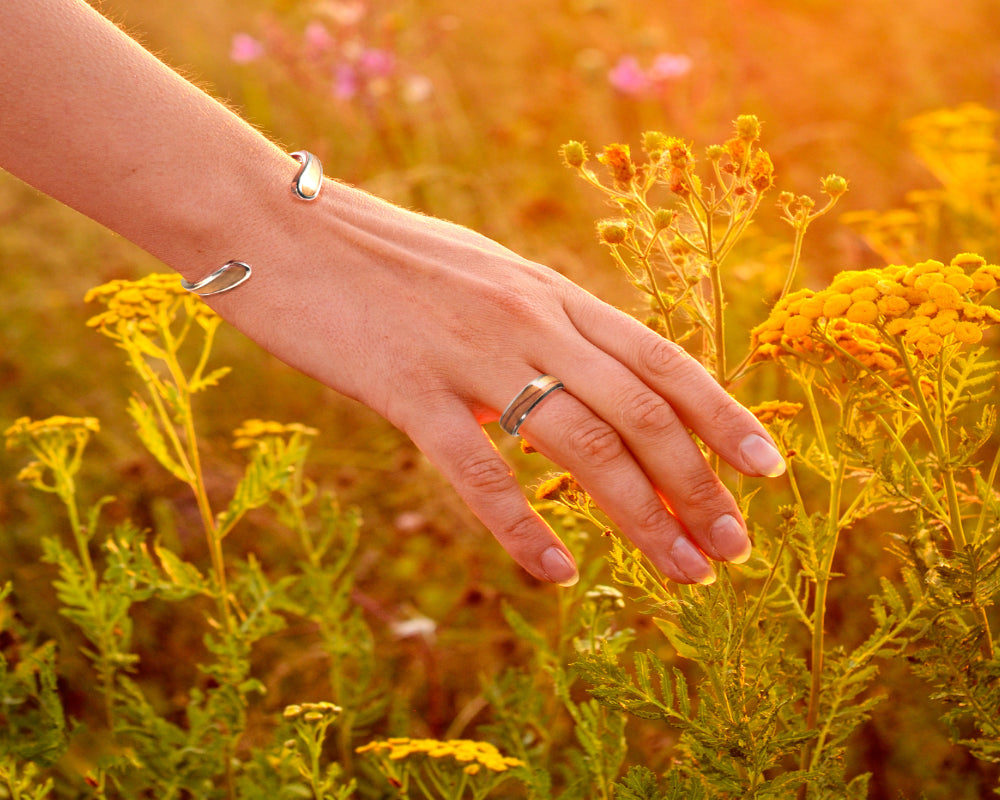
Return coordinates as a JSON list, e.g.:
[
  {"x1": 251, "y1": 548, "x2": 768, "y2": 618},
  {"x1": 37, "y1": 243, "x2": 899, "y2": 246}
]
[
  {"x1": 740, "y1": 433, "x2": 786, "y2": 477},
  {"x1": 669, "y1": 537, "x2": 716, "y2": 585},
  {"x1": 710, "y1": 514, "x2": 752, "y2": 563},
  {"x1": 541, "y1": 546, "x2": 579, "y2": 587}
]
